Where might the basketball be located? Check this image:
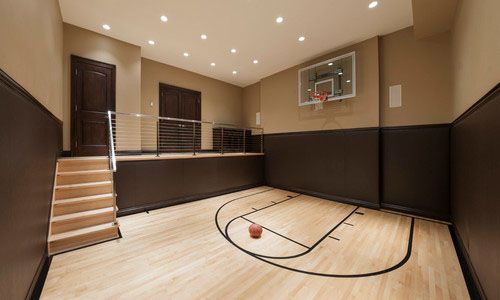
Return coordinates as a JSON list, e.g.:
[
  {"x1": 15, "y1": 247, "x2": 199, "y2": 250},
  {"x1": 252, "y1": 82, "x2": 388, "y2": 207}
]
[{"x1": 248, "y1": 223, "x2": 263, "y2": 239}]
